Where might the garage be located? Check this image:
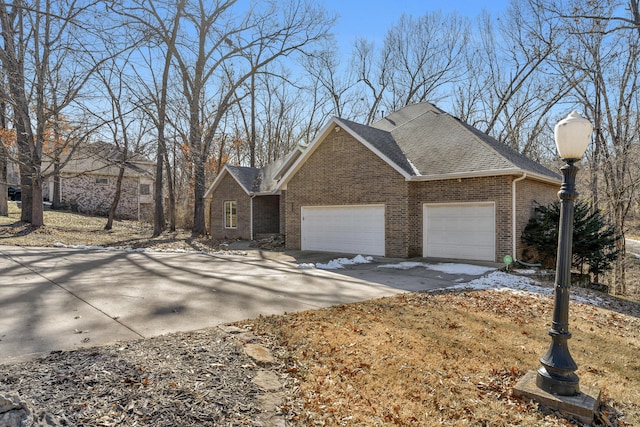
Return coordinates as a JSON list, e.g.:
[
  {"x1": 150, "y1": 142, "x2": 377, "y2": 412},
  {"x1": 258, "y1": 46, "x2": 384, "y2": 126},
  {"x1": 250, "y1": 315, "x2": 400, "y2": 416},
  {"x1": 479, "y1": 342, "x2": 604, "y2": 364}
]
[
  {"x1": 301, "y1": 205, "x2": 385, "y2": 256},
  {"x1": 423, "y1": 202, "x2": 495, "y2": 261}
]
